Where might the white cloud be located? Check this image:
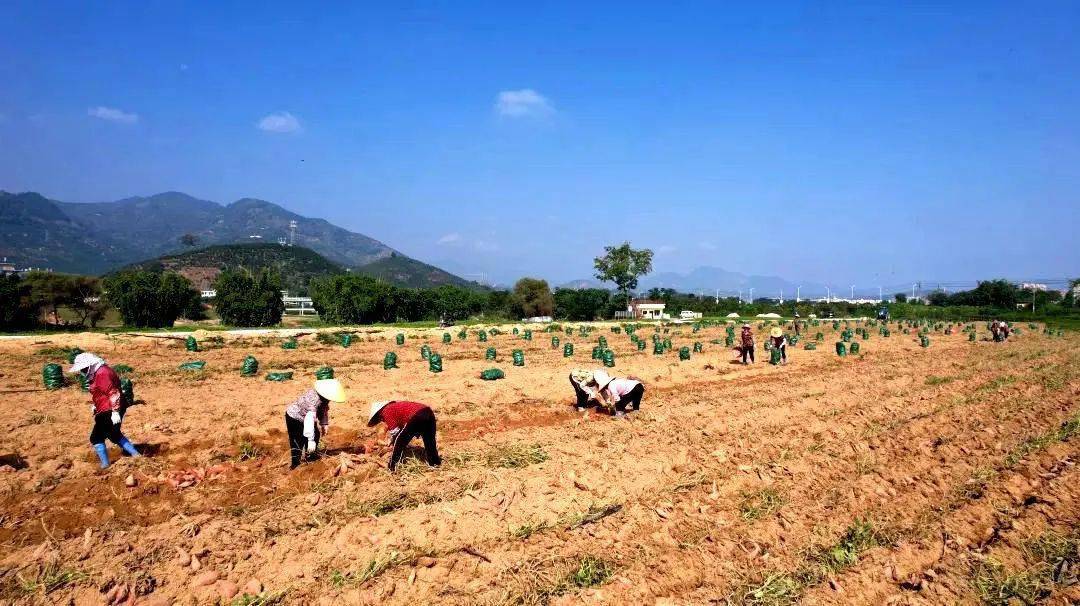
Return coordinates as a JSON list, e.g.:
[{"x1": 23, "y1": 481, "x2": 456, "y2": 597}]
[
  {"x1": 88, "y1": 106, "x2": 139, "y2": 124},
  {"x1": 495, "y1": 89, "x2": 553, "y2": 118},
  {"x1": 257, "y1": 111, "x2": 302, "y2": 133},
  {"x1": 437, "y1": 232, "x2": 462, "y2": 245},
  {"x1": 698, "y1": 242, "x2": 717, "y2": 251}
]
